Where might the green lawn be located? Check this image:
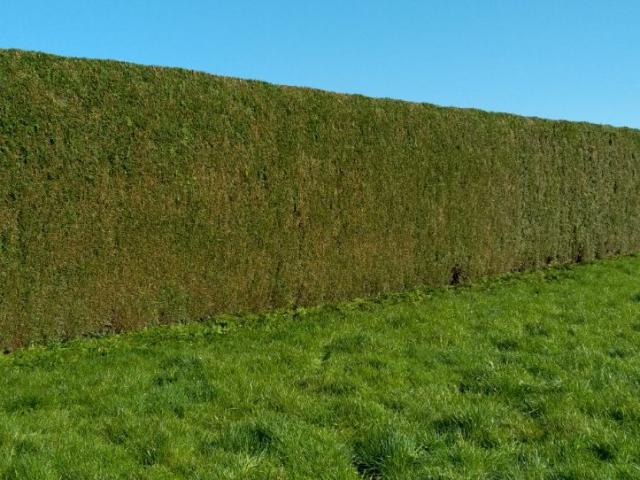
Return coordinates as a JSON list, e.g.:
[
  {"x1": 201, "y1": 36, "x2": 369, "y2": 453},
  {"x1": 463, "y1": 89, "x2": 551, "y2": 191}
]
[{"x1": 2, "y1": 256, "x2": 640, "y2": 479}]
